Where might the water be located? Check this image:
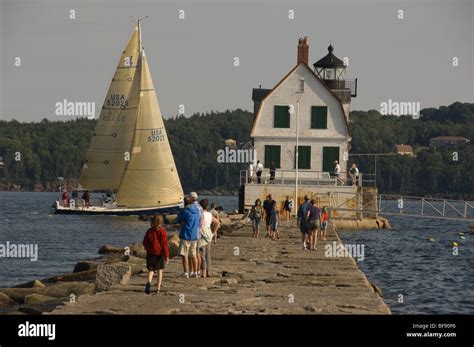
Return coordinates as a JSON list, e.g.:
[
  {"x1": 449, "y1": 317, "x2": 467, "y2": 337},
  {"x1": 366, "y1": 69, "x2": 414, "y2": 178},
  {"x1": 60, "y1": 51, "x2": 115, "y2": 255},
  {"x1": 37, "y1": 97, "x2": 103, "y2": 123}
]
[
  {"x1": 339, "y1": 216, "x2": 474, "y2": 314},
  {"x1": 0, "y1": 192, "x2": 473, "y2": 314},
  {"x1": 0, "y1": 192, "x2": 237, "y2": 288}
]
